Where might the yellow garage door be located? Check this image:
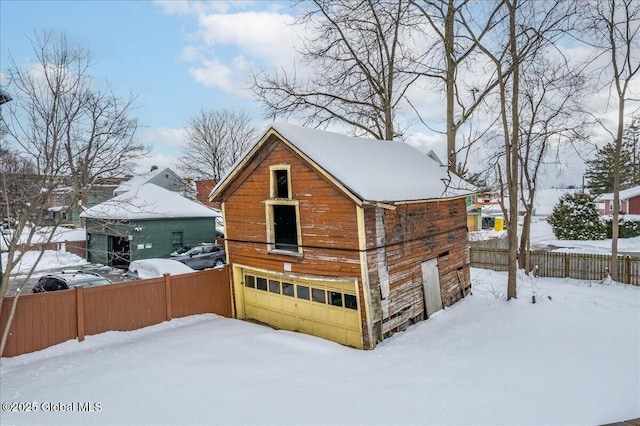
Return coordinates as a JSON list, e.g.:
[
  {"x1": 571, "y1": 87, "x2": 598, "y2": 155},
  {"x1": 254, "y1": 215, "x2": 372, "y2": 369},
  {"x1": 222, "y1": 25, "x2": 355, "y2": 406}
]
[{"x1": 241, "y1": 270, "x2": 362, "y2": 348}]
